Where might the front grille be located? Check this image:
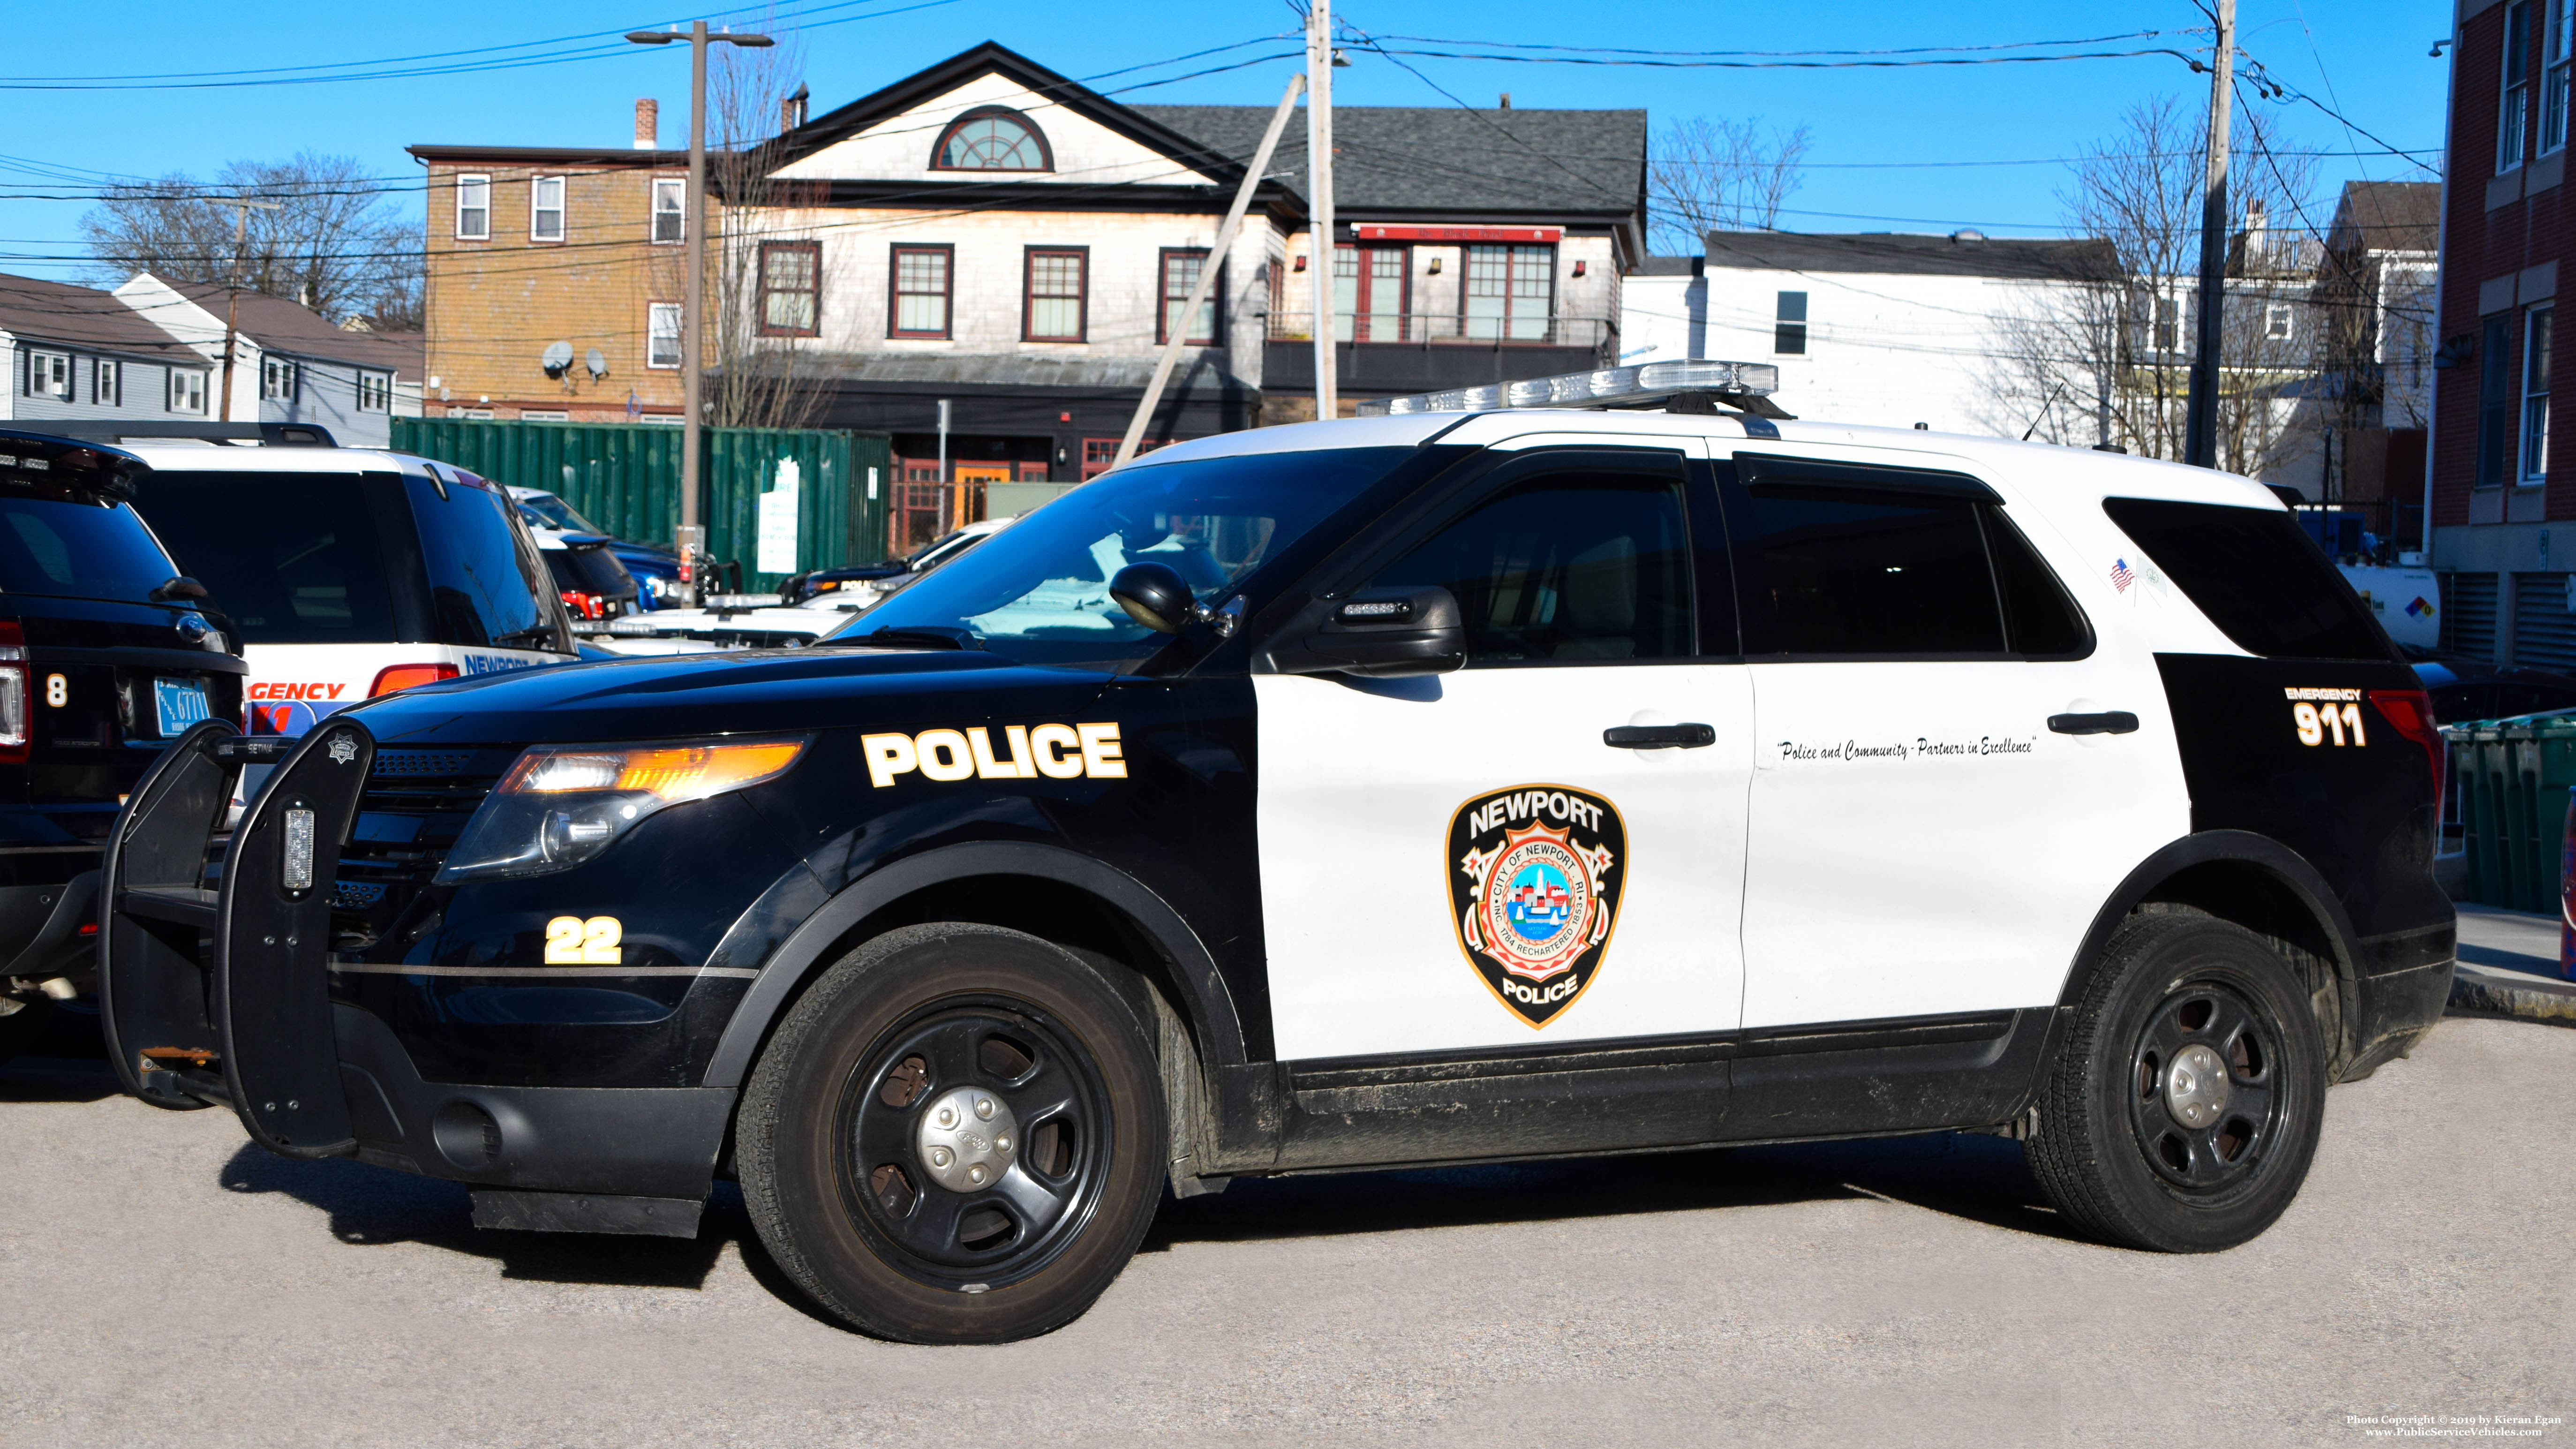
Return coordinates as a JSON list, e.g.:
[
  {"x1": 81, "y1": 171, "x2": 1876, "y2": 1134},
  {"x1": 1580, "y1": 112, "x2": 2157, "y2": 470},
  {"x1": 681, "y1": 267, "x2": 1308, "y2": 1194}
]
[{"x1": 332, "y1": 747, "x2": 518, "y2": 946}]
